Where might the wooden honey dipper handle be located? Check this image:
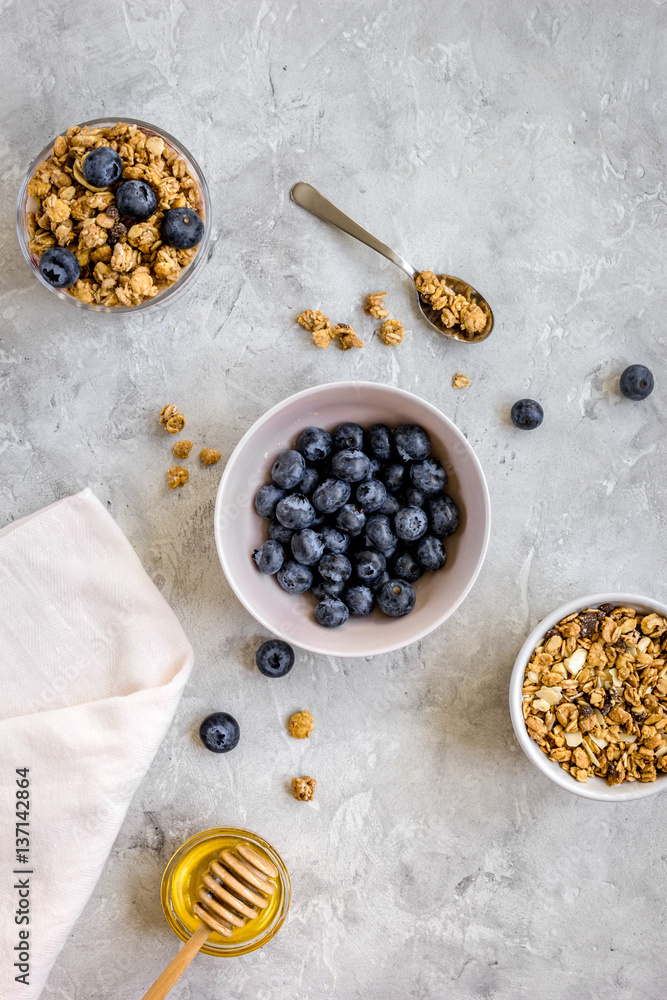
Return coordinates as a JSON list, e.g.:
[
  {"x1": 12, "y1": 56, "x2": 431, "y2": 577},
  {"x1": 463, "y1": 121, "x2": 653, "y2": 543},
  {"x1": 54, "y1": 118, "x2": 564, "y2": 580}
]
[{"x1": 140, "y1": 922, "x2": 210, "y2": 1000}]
